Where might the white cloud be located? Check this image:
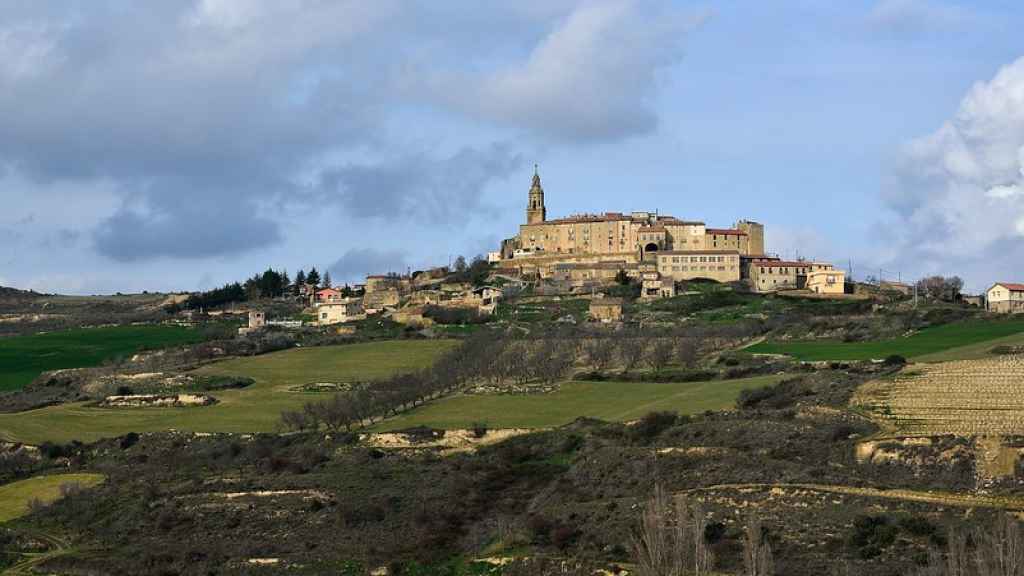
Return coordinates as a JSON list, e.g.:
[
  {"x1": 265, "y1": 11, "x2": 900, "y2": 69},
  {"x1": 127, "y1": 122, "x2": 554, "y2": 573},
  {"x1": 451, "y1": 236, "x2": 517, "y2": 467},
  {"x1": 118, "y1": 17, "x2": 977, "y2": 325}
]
[
  {"x1": 426, "y1": 0, "x2": 708, "y2": 142},
  {"x1": 881, "y1": 55, "x2": 1024, "y2": 284}
]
